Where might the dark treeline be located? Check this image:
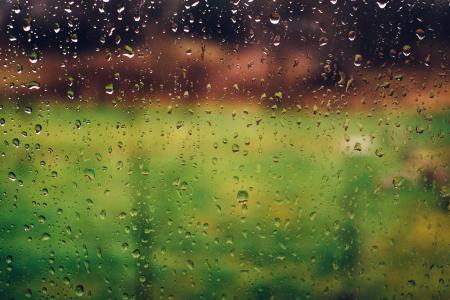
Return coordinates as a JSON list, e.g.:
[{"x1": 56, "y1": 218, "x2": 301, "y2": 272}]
[{"x1": 0, "y1": 0, "x2": 448, "y2": 103}]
